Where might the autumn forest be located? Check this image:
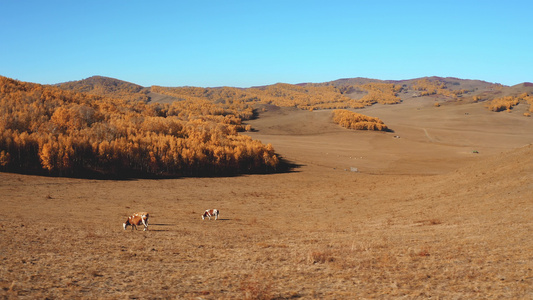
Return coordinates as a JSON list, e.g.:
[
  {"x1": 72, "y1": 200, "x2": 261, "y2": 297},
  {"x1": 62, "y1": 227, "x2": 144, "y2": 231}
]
[
  {"x1": 1, "y1": 75, "x2": 531, "y2": 178},
  {"x1": 0, "y1": 77, "x2": 277, "y2": 177}
]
